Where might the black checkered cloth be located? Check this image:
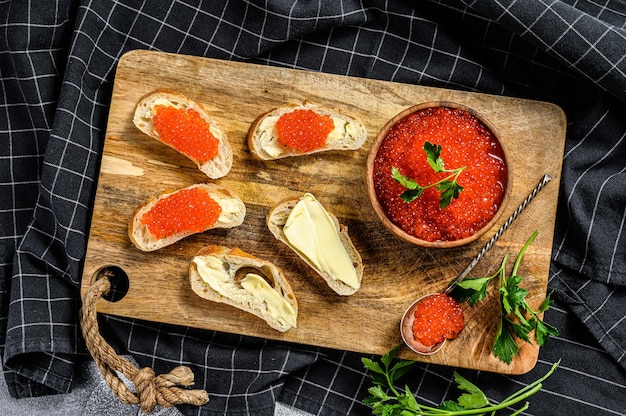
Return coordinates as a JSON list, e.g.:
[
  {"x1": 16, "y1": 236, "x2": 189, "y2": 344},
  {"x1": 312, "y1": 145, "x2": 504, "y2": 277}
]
[{"x1": 1, "y1": 1, "x2": 625, "y2": 415}]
